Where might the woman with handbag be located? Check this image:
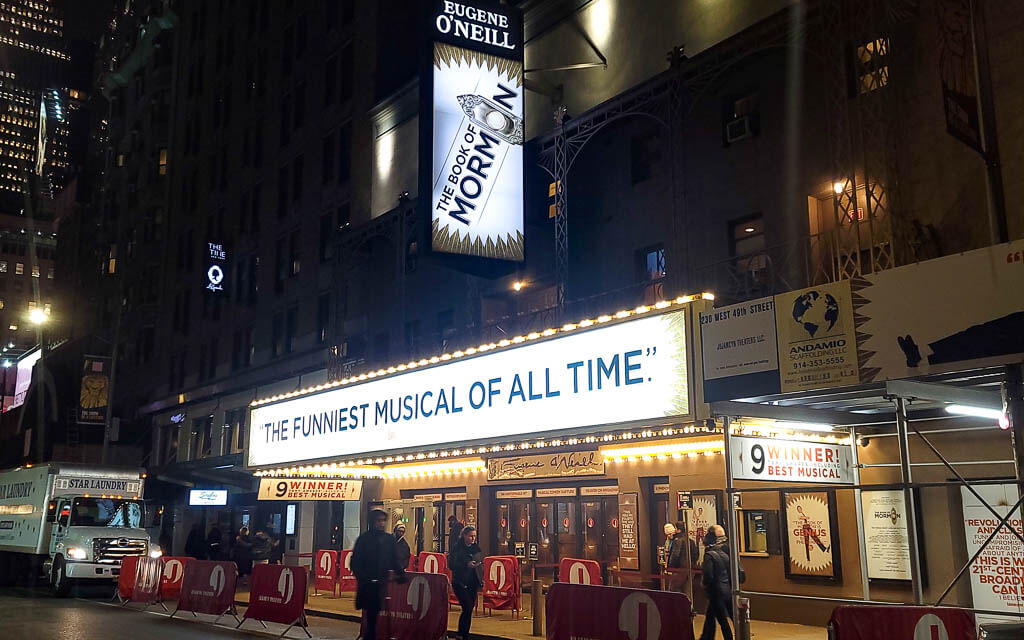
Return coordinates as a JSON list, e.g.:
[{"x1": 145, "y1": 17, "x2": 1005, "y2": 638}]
[{"x1": 448, "y1": 525, "x2": 483, "y2": 640}]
